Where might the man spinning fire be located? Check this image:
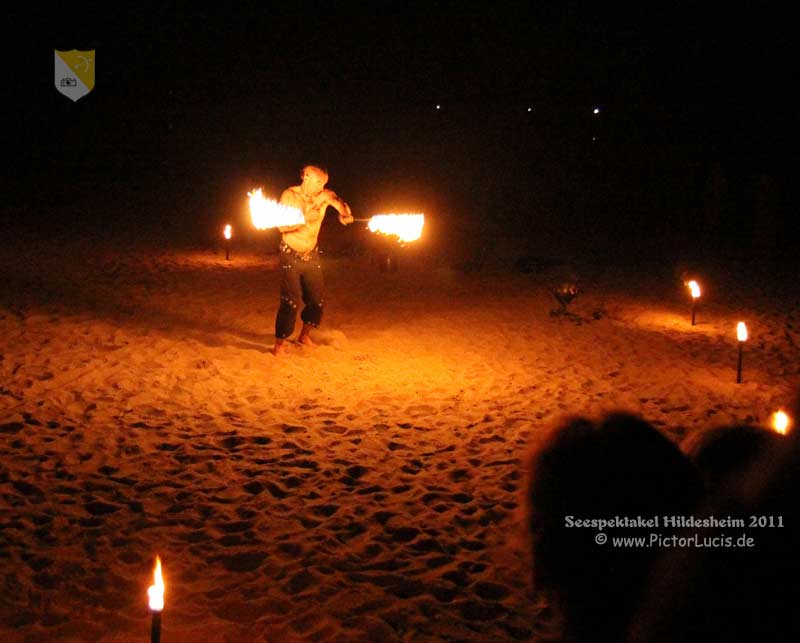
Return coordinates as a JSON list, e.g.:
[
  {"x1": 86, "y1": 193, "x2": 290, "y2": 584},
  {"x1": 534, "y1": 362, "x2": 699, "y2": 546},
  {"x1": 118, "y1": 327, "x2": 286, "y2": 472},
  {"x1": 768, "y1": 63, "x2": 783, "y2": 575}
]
[{"x1": 273, "y1": 165, "x2": 354, "y2": 355}]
